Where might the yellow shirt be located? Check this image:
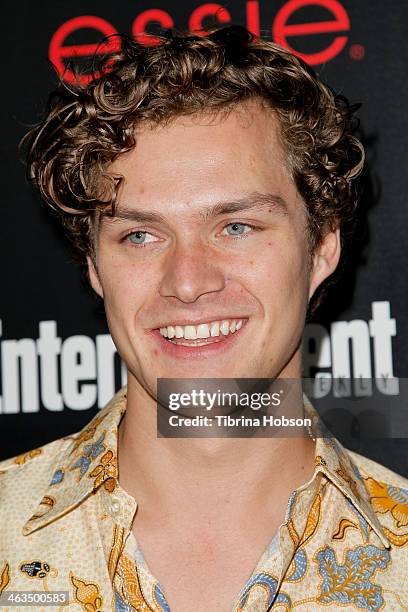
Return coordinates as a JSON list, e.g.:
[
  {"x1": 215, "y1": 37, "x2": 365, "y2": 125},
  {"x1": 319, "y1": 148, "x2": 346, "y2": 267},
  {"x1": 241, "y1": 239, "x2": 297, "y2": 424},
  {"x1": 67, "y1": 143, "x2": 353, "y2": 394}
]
[{"x1": 0, "y1": 387, "x2": 407, "y2": 611}]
